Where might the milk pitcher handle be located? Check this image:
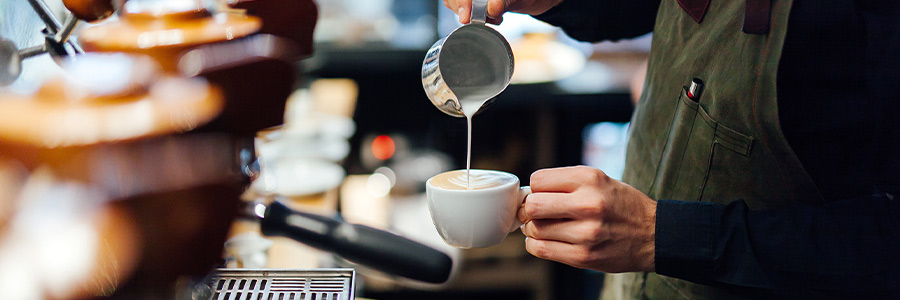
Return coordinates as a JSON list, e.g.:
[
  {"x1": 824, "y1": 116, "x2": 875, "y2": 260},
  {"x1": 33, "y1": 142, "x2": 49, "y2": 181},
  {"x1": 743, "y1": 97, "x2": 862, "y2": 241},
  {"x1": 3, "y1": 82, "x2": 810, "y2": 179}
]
[{"x1": 470, "y1": 0, "x2": 488, "y2": 25}]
